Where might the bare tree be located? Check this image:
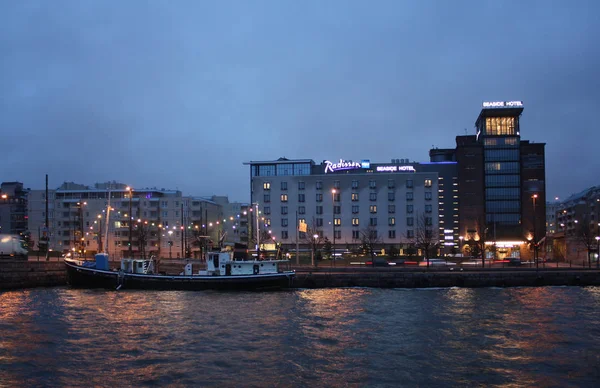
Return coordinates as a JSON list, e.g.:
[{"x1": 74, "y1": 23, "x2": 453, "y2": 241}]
[
  {"x1": 135, "y1": 221, "x2": 149, "y2": 259},
  {"x1": 407, "y1": 212, "x2": 439, "y2": 268},
  {"x1": 299, "y1": 217, "x2": 325, "y2": 265},
  {"x1": 360, "y1": 224, "x2": 383, "y2": 259},
  {"x1": 574, "y1": 216, "x2": 597, "y2": 268},
  {"x1": 465, "y1": 216, "x2": 488, "y2": 268}
]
